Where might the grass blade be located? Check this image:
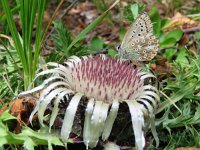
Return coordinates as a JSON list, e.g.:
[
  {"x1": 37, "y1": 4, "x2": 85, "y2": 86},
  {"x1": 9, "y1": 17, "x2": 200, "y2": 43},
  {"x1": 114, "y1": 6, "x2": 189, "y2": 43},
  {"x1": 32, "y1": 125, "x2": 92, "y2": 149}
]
[{"x1": 65, "y1": 0, "x2": 120, "y2": 55}]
